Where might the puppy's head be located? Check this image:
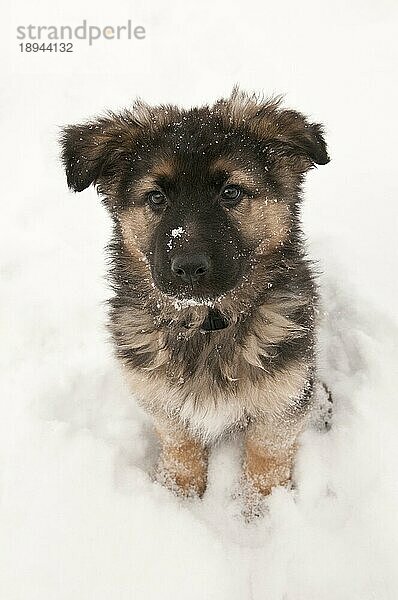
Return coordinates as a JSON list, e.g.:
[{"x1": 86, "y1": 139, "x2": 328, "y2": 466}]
[{"x1": 61, "y1": 89, "x2": 329, "y2": 303}]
